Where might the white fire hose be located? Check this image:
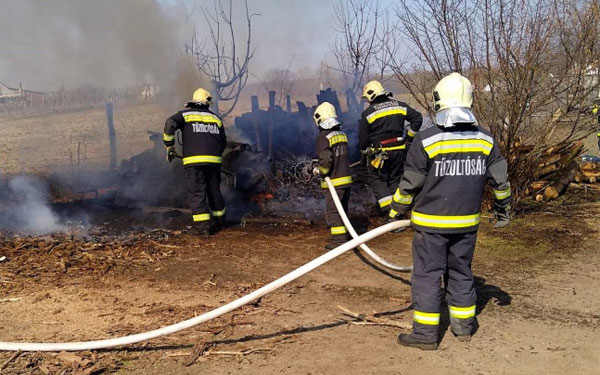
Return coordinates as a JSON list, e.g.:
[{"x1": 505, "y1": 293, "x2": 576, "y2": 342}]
[
  {"x1": 0, "y1": 220, "x2": 409, "y2": 352},
  {"x1": 324, "y1": 177, "x2": 413, "y2": 272}
]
